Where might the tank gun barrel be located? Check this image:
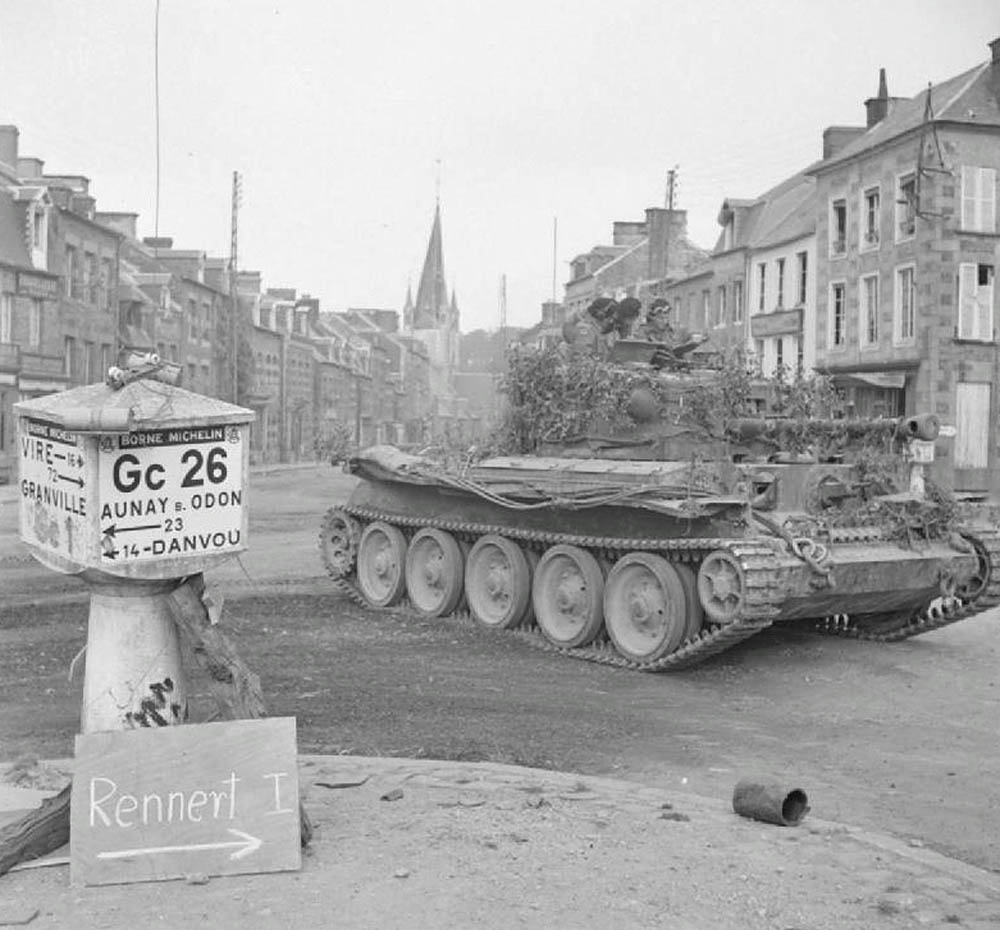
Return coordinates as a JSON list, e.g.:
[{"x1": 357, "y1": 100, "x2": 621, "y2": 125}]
[{"x1": 727, "y1": 414, "x2": 940, "y2": 444}]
